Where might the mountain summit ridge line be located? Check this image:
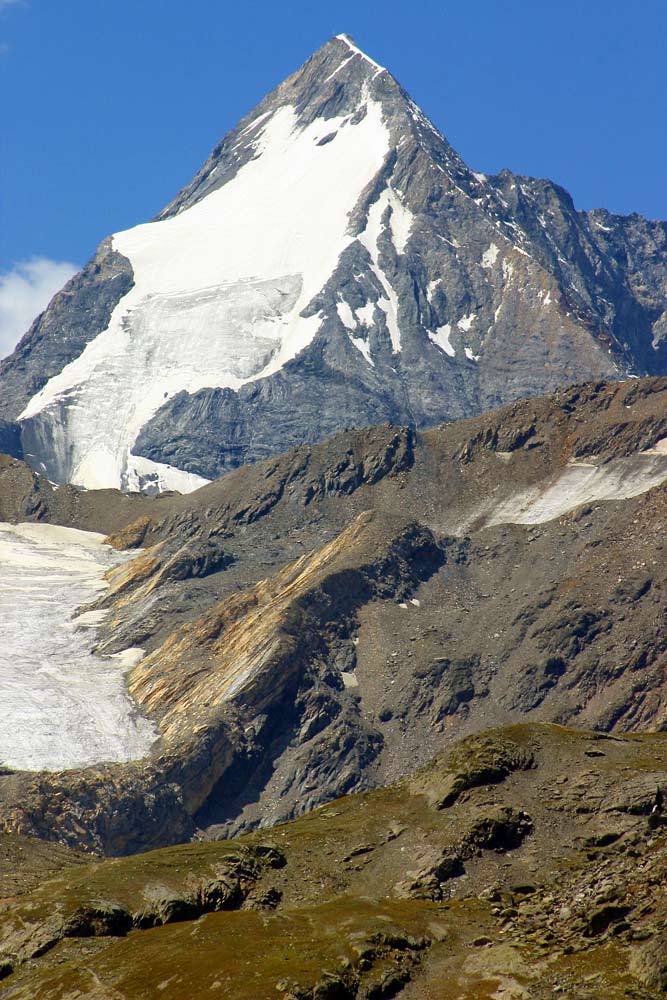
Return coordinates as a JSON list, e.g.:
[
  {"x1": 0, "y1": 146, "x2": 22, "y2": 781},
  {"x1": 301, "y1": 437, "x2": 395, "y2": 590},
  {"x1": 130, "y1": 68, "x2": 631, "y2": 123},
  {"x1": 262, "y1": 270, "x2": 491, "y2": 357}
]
[{"x1": 0, "y1": 34, "x2": 666, "y2": 492}]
